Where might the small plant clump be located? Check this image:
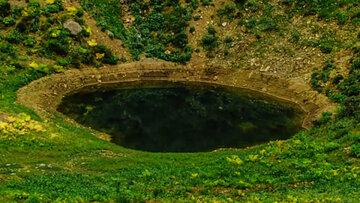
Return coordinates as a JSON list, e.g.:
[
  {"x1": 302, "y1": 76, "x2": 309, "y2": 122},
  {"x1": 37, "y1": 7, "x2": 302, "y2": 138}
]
[{"x1": 201, "y1": 25, "x2": 218, "y2": 55}]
